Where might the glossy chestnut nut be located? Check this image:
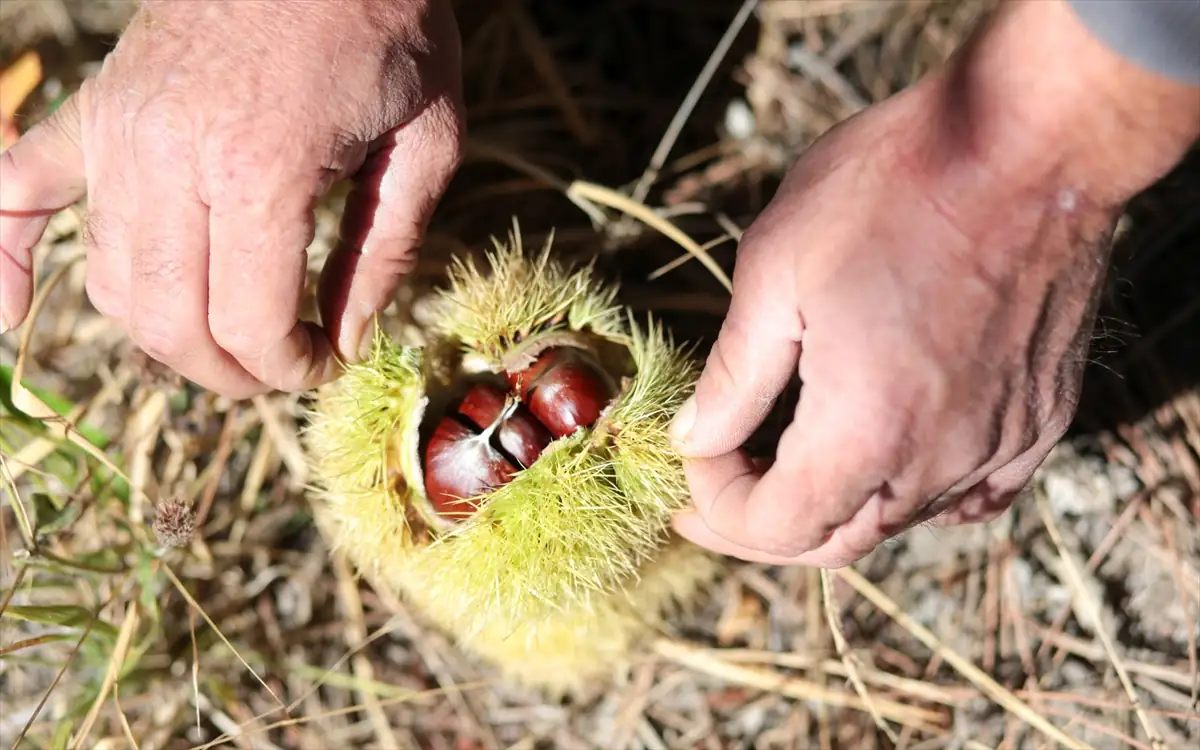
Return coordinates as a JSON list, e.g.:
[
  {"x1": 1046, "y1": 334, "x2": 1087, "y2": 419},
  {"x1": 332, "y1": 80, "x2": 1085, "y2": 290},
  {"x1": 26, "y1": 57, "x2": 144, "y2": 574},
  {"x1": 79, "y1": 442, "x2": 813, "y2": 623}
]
[
  {"x1": 423, "y1": 416, "x2": 518, "y2": 519},
  {"x1": 507, "y1": 347, "x2": 617, "y2": 438},
  {"x1": 455, "y1": 382, "x2": 553, "y2": 468}
]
